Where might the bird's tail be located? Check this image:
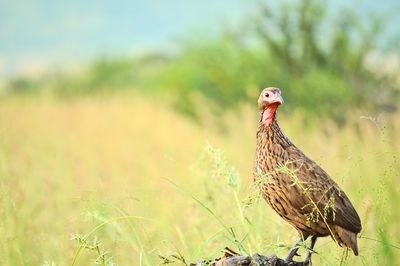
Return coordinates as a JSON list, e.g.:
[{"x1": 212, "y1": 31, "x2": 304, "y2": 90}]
[{"x1": 332, "y1": 225, "x2": 359, "y2": 256}]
